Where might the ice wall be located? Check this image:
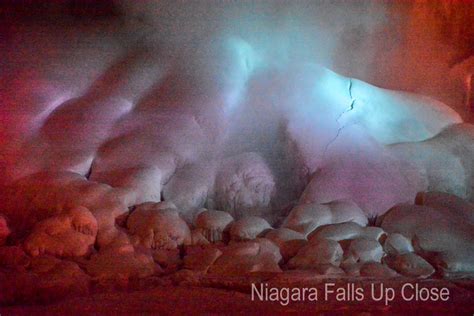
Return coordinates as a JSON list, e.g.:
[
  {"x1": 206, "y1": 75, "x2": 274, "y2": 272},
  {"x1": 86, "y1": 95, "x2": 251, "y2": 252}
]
[{"x1": 0, "y1": 1, "x2": 471, "y2": 214}]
